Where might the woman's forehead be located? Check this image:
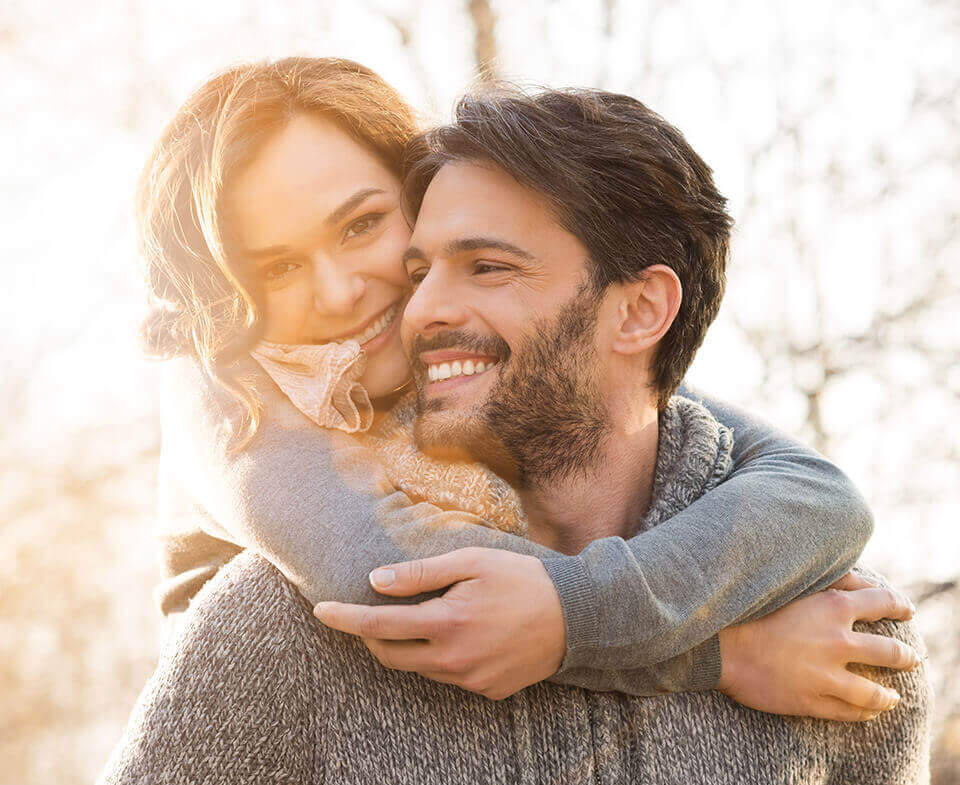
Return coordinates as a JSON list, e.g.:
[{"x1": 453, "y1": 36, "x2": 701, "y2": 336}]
[{"x1": 225, "y1": 113, "x2": 400, "y2": 251}]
